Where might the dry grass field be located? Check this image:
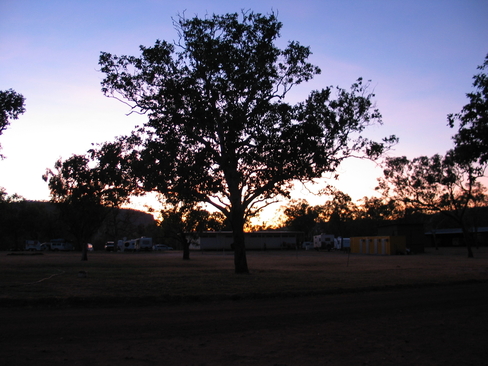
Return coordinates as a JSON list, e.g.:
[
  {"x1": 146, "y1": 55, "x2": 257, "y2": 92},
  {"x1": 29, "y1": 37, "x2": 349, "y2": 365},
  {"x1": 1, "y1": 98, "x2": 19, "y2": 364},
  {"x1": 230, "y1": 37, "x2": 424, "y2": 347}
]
[
  {"x1": 2, "y1": 247, "x2": 488, "y2": 306},
  {"x1": 2, "y1": 248, "x2": 488, "y2": 365}
]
